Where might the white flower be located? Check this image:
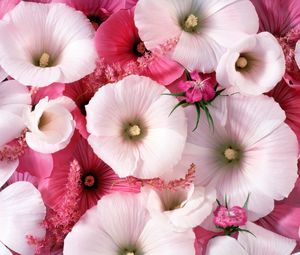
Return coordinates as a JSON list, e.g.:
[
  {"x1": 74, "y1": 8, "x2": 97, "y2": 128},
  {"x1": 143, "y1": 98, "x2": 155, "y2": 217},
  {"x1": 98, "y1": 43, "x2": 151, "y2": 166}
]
[
  {"x1": 175, "y1": 94, "x2": 298, "y2": 221},
  {"x1": 134, "y1": 0, "x2": 259, "y2": 72},
  {"x1": 86, "y1": 75, "x2": 187, "y2": 179},
  {"x1": 141, "y1": 184, "x2": 216, "y2": 231},
  {"x1": 0, "y1": 2, "x2": 96, "y2": 87},
  {"x1": 216, "y1": 32, "x2": 285, "y2": 95},
  {"x1": 0, "y1": 171, "x2": 46, "y2": 255},
  {"x1": 64, "y1": 192, "x2": 195, "y2": 255},
  {"x1": 206, "y1": 222, "x2": 296, "y2": 255},
  {"x1": 24, "y1": 96, "x2": 76, "y2": 153}
]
